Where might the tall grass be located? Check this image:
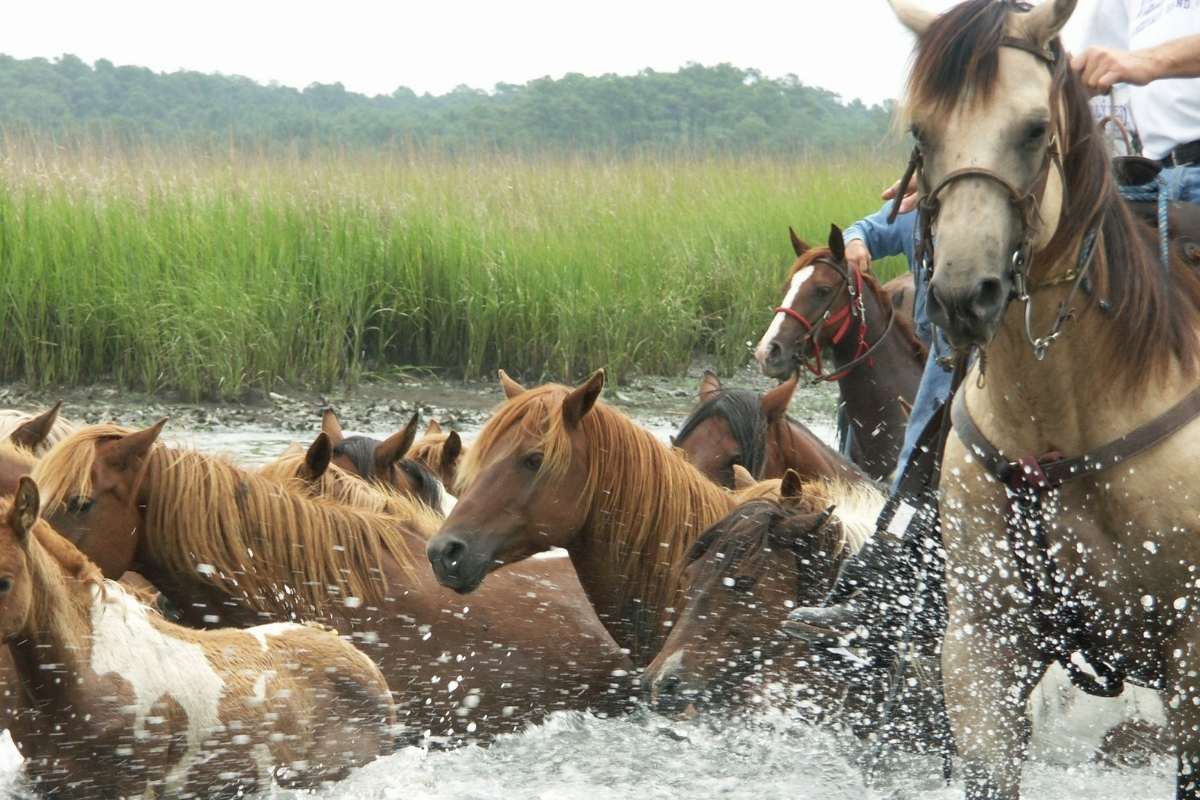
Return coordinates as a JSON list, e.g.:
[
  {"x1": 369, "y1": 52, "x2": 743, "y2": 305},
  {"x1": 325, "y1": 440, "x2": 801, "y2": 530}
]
[{"x1": 0, "y1": 141, "x2": 904, "y2": 399}]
